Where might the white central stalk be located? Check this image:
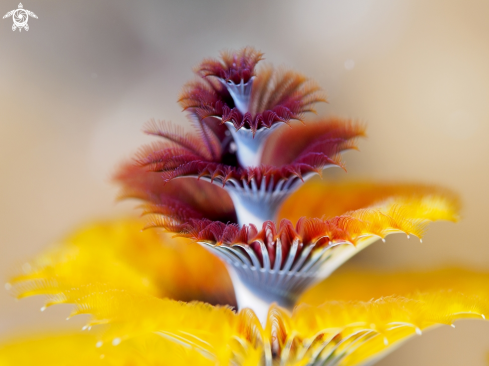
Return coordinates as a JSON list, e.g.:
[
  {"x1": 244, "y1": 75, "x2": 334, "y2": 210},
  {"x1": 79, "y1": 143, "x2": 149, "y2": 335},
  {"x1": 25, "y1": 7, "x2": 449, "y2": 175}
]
[
  {"x1": 227, "y1": 189, "x2": 285, "y2": 228},
  {"x1": 224, "y1": 123, "x2": 283, "y2": 168},
  {"x1": 226, "y1": 265, "x2": 294, "y2": 326}
]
